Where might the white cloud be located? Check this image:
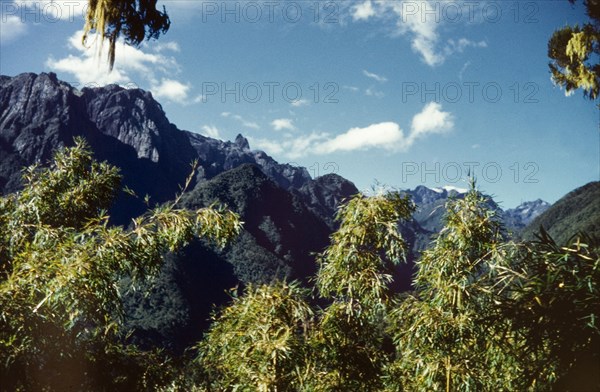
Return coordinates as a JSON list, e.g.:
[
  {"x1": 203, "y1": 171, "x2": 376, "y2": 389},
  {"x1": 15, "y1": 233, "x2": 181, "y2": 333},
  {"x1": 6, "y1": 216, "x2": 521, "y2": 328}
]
[
  {"x1": 221, "y1": 112, "x2": 260, "y2": 129},
  {"x1": 151, "y1": 79, "x2": 190, "y2": 103},
  {"x1": 383, "y1": 0, "x2": 445, "y2": 66},
  {"x1": 363, "y1": 69, "x2": 388, "y2": 83},
  {"x1": 315, "y1": 122, "x2": 405, "y2": 154},
  {"x1": 343, "y1": 85, "x2": 360, "y2": 92},
  {"x1": 250, "y1": 103, "x2": 454, "y2": 158},
  {"x1": 444, "y1": 38, "x2": 487, "y2": 55},
  {"x1": 287, "y1": 133, "x2": 328, "y2": 157},
  {"x1": 291, "y1": 98, "x2": 309, "y2": 107},
  {"x1": 0, "y1": 15, "x2": 27, "y2": 43},
  {"x1": 347, "y1": 1, "x2": 486, "y2": 67},
  {"x1": 411, "y1": 34, "x2": 444, "y2": 66},
  {"x1": 200, "y1": 125, "x2": 222, "y2": 139},
  {"x1": 365, "y1": 87, "x2": 384, "y2": 98},
  {"x1": 317, "y1": 102, "x2": 452, "y2": 154},
  {"x1": 271, "y1": 118, "x2": 295, "y2": 131},
  {"x1": 352, "y1": 0, "x2": 376, "y2": 21},
  {"x1": 46, "y1": 30, "x2": 190, "y2": 103},
  {"x1": 153, "y1": 41, "x2": 181, "y2": 52},
  {"x1": 410, "y1": 102, "x2": 454, "y2": 140},
  {"x1": 249, "y1": 132, "x2": 329, "y2": 159}
]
